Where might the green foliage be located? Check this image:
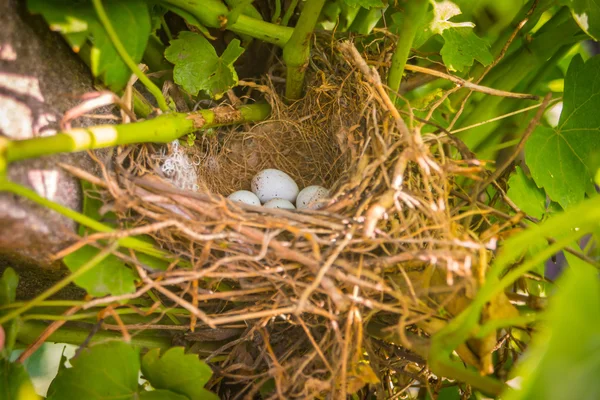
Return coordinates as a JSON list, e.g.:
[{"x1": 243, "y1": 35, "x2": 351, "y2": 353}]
[
  {"x1": 558, "y1": 0, "x2": 600, "y2": 40},
  {"x1": 341, "y1": 0, "x2": 385, "y2": 8},
  {"x1": 165, "y1": 31, "x2": 244, "y2": 99},
  {"x1": 507, "y1": 166, "x2": 547, "y2": 219},
  {"x1": 27, "y1": 0, "x2": 151, "y2": 91},
  {"x1": 0, "y1": 268, "x2": 19, "y2": 356},
  {"x1": 45, "y1": 342, "x2": 216, "y2": 400},
  {"x1": 63, "y1": 247, "x2": 136, "y2": 297},
  {"x1": 141, "y1": 347, "x2": 218, "y2": 400},
  {"x1": 525, "y1": 55, "x2": 600, "y2": 208},
  {"x1": 503, "y1": 253, "x2": 600, "y2": 400},
  {"x1": 391, "y1": 0, "x2": 492, "y2": 71},
  {"x1": 47, "y1": 342, "x2": 140, "y2": 399},
  {"x1": 439, "y1": 27, "x2": 493, "y2": 72},
  {"x1": 0, "y1": 268, "x2": 17, "y2": 306},
  {"x1": 0, "y1": 359, "x2": 40, "y2": 400},
  {"x1": 62, "y1": 182, "x2": 136, "y2": 297}
]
